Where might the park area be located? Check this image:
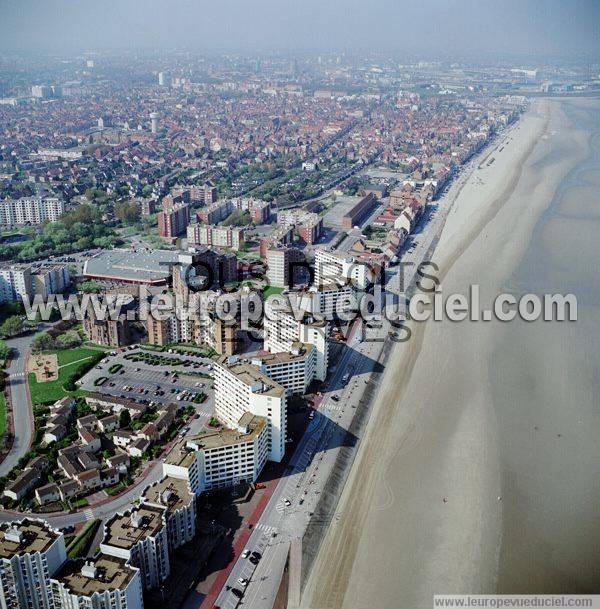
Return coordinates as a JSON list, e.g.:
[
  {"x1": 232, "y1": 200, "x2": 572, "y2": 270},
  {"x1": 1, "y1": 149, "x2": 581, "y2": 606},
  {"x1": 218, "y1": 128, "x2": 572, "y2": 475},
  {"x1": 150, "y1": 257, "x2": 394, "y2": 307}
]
[{"x1": 28, "y1": 346, "x2": 106, "y2": 405}]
